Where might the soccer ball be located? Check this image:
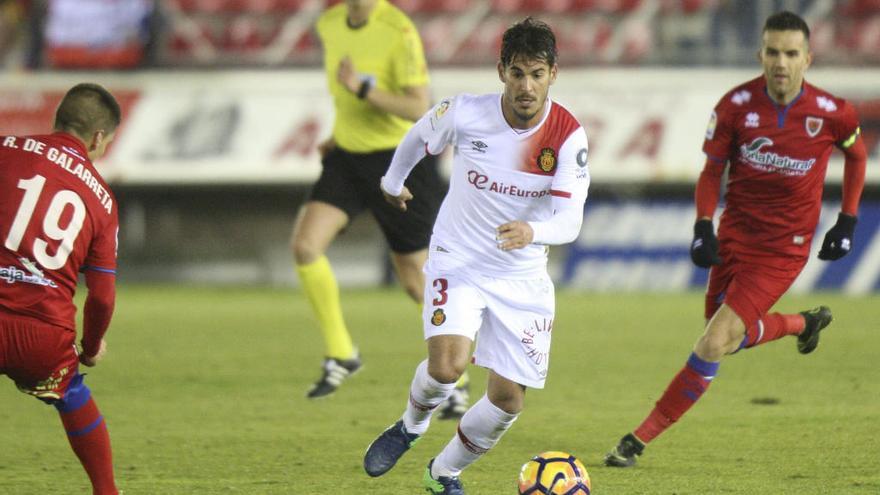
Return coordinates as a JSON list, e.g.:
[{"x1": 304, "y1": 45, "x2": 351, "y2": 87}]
[{"x1": 517, "y1": 451, "x2": 591, "y2": 494}]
